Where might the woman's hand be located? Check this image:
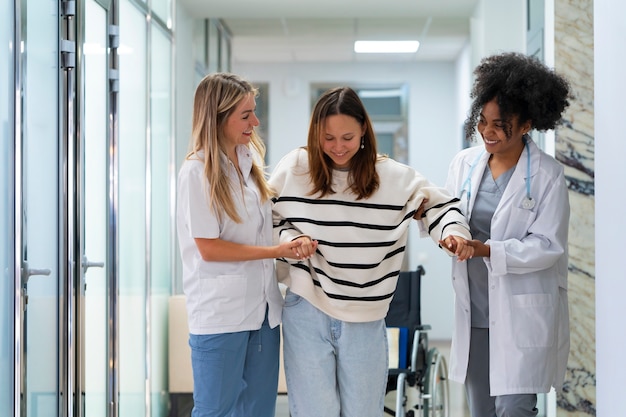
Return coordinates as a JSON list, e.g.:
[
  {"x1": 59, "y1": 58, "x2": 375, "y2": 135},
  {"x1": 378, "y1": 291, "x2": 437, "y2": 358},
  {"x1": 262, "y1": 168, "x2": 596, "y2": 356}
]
[
  {"x1": 439, "y1": 235, "x2": 475, "y2": 261},
  {"x1": 287, "y1": 236, "x2": 318, "y2": 260},
  {"x1": 276, "y1": 239, "x2": 305, "y2": 260},
  {"x1": 413, "y1": 198, "x2": 429, "y2": 219}
]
